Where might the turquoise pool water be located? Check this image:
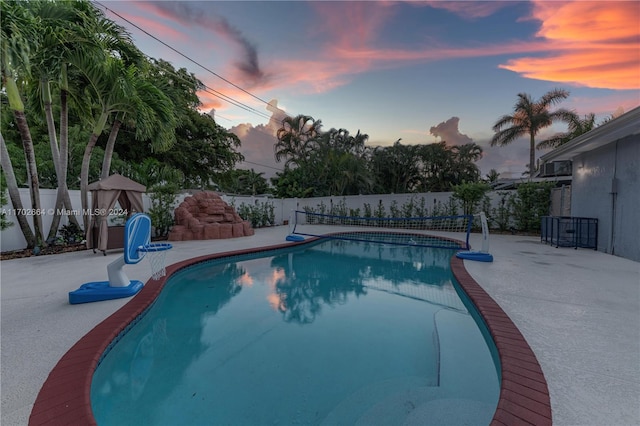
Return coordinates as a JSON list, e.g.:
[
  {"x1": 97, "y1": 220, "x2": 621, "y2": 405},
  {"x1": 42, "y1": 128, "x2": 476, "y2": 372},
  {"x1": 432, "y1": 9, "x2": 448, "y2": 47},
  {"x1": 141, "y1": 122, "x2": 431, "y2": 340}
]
[{"x1": 91, "y1": 237, "x2": 500, "y2": 425}]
